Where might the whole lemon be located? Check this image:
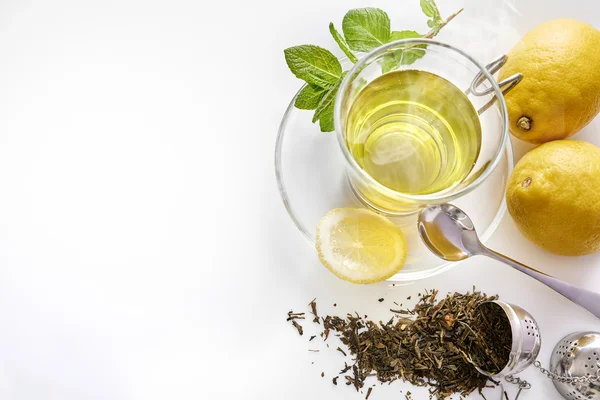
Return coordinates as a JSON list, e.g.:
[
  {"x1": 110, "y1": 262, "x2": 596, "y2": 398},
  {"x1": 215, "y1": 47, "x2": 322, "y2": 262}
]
[
  {"x1": 506, "y1": 140, "x2": 600, "y2": 256},
  {"x1": 499, "y1": 19, "x2": 600, "y2": 144}
]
